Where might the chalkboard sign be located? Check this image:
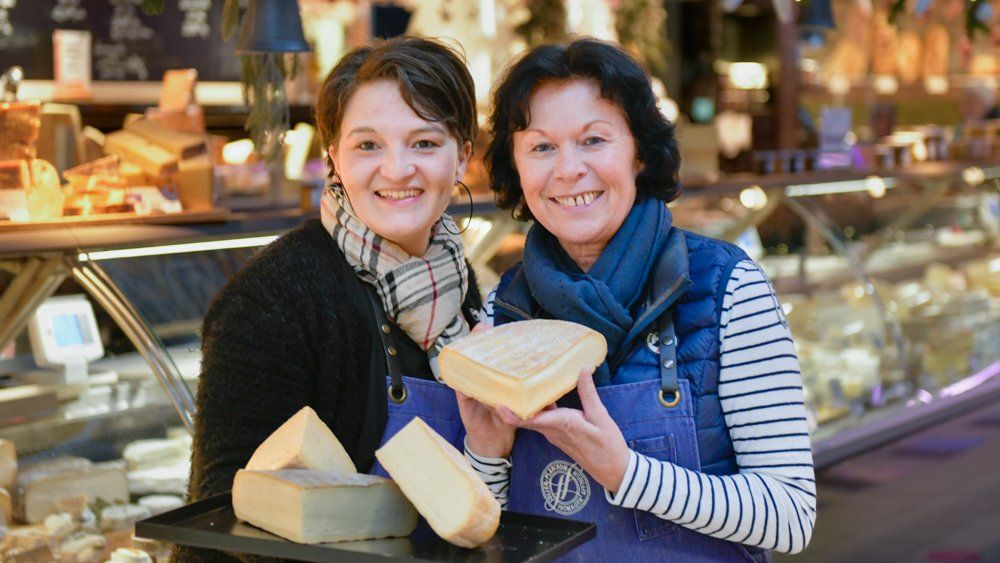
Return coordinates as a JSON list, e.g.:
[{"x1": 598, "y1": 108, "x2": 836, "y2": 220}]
[{"x1": 0, "y1": 0, "x2": 241, "y2": 82}]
